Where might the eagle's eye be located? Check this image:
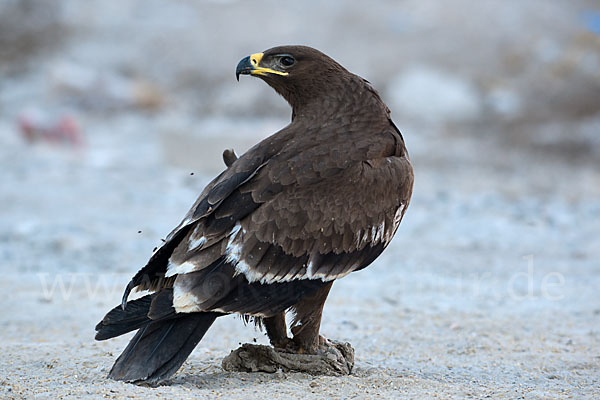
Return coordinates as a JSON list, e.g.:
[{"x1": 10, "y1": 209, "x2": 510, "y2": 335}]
[{"x1": 280, "y1": 55, "x2": 295, "y2": 67}]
